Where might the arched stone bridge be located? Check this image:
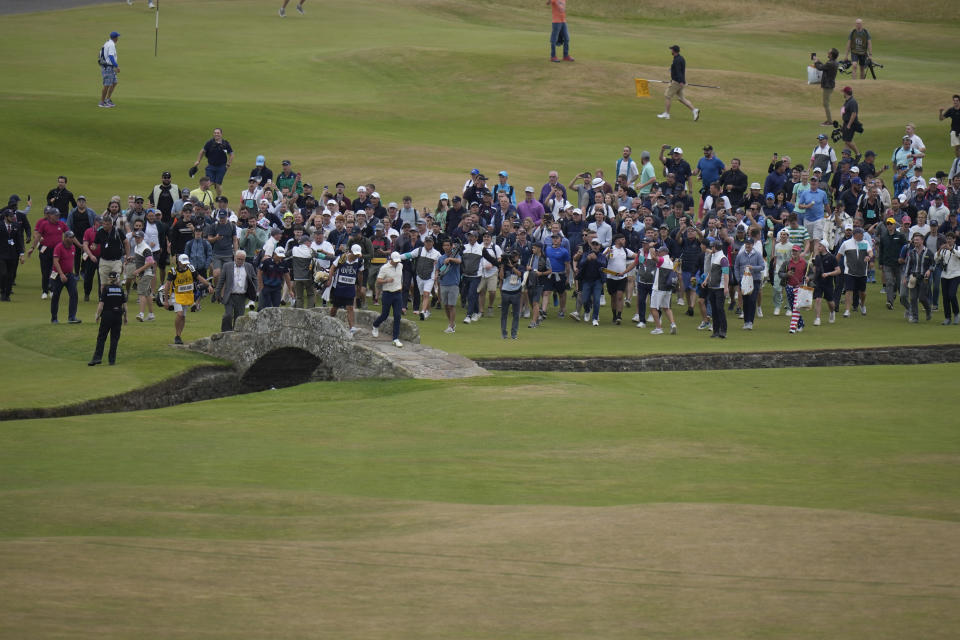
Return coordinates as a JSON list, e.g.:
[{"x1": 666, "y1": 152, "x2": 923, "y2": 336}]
[{"x1": 187, "y1": 306, "x2": 488, "y2": 387}]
